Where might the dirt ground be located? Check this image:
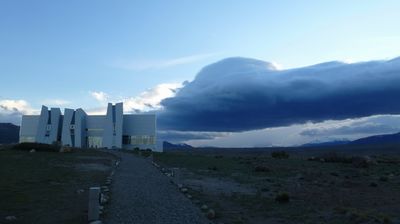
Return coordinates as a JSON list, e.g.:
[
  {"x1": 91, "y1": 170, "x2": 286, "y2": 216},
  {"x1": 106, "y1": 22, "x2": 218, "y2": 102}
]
[{"x1": 155, "y1": 145, "x2": 400, "y2": 224}]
